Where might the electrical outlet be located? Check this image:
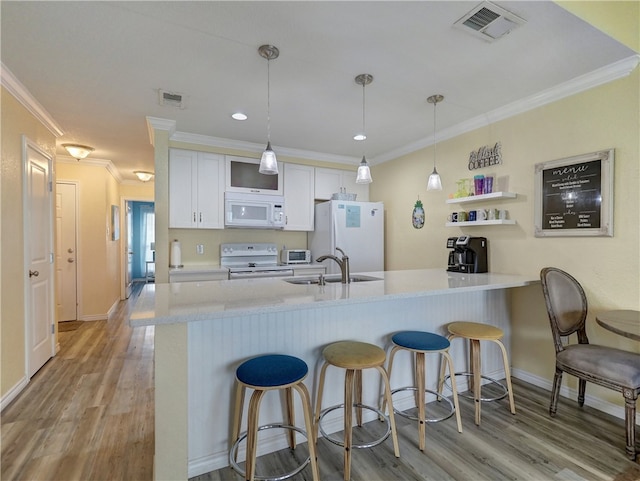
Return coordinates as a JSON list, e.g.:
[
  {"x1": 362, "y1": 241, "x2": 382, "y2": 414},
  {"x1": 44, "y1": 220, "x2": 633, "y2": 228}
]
[{"x1": 196, "y1": 244, "x2": 204, "y2": 255}]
